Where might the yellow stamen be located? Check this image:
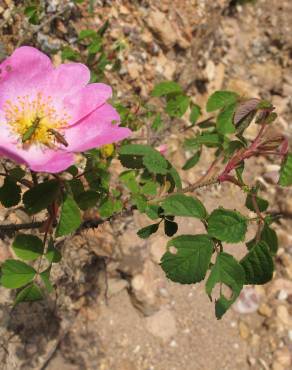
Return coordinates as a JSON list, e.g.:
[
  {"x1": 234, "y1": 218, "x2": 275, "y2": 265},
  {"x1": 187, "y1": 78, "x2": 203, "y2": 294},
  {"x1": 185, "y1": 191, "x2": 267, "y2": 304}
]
[{"x1": 4, "y1": 92, "x2": 71, "y2": 148}]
